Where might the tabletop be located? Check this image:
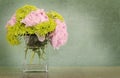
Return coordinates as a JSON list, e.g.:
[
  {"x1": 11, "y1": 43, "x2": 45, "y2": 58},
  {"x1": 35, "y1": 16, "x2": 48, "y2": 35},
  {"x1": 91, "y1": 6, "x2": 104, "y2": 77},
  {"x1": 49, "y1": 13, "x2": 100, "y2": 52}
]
[{"x1": 0, "y1": 66, "x2": 120, "y2": 78}]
